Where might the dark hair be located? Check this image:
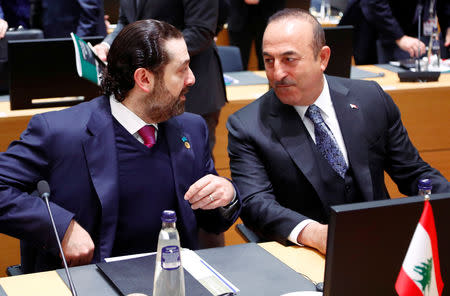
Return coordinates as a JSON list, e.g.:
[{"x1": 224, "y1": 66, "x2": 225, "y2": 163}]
[
  {"x1": 101, "y1": 19, "x2": 183, "y2": 102},
  {"x1": 268, "y1": 8, "x2": 325, "y2": 57}
]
